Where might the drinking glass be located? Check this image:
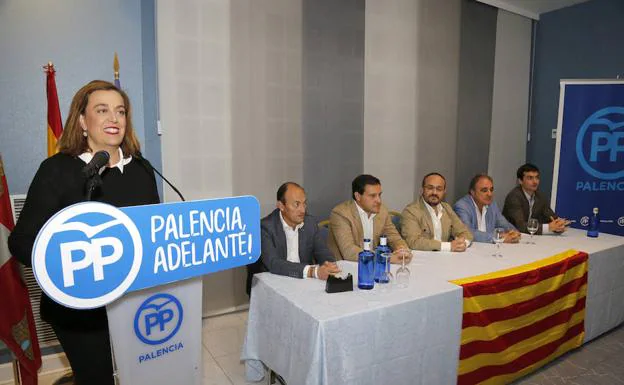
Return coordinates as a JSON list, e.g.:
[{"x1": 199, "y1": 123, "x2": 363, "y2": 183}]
[
  {"x1": 492, "y1": 227, "x2": 505, "y2": 257},
  {"x1": 395, "y1": 250, "x2": 411, "y2": 288},
  {"x1": 527, "y1": 218, "x2": 539, "y2": 244},
  {"x1": 378, "y1": 252, "x2": 393, "y2": 291}
]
